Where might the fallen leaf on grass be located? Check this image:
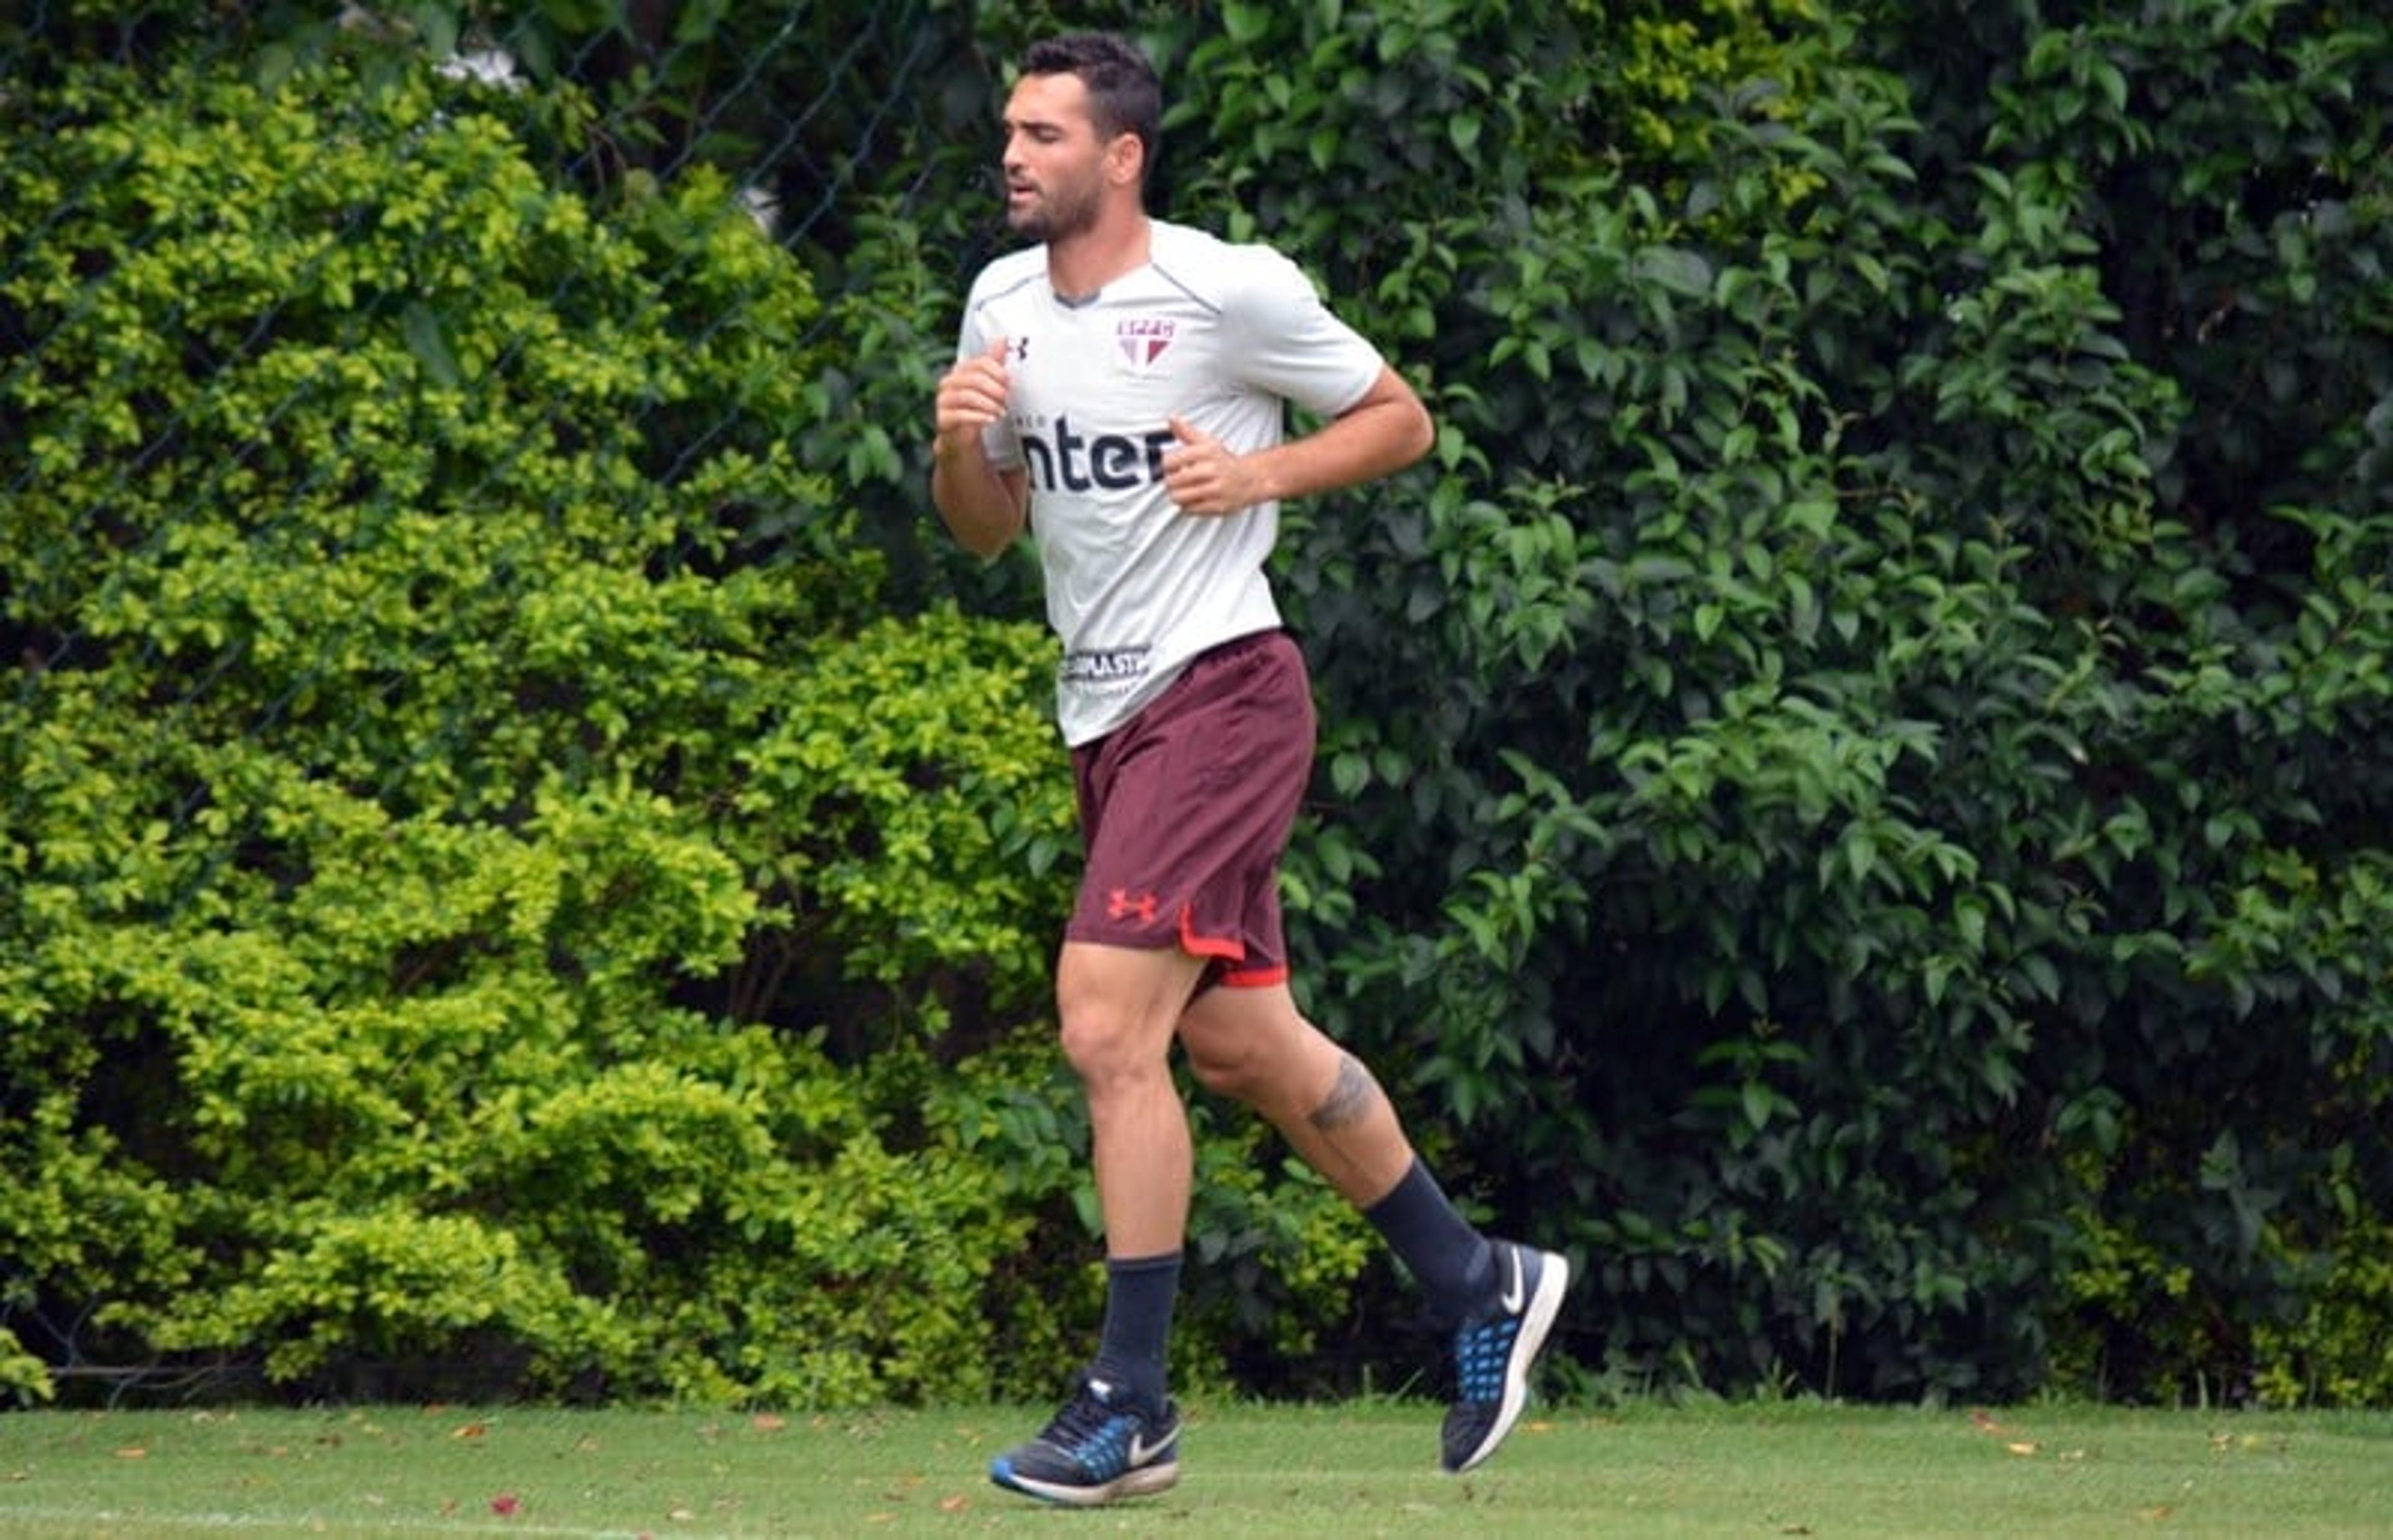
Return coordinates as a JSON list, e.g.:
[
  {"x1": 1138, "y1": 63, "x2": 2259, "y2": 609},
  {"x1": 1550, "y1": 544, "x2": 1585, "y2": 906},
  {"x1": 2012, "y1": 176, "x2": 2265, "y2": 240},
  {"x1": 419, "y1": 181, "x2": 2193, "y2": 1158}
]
[
  {"x1": 490, "y1": 1493, "x2": 520, "y2": 1516},
  {"x1": 113, "y1": 1447, "x2": 148, "y2": 1460},
  {"x1": 2006, "y1": 1442, "x2": 2042, "y2": 1457},
  {"x1": 2139, "y1": 1506, "x2": 2174, "y2": 1522},
  {"x1": 752, "y1": 1413, "x2": 788, "y2": 1432},
  {"x1": 452, "y1": 1421, "x2": 490, "y2": 1440},
  {"x1": 939, "y1": 1495, "x2": 970, "y2": 1514}
]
